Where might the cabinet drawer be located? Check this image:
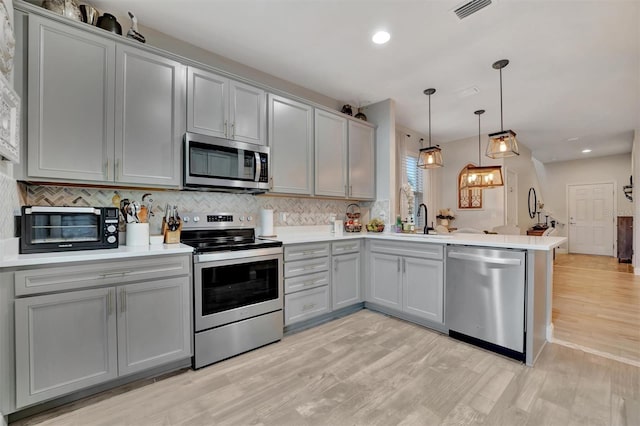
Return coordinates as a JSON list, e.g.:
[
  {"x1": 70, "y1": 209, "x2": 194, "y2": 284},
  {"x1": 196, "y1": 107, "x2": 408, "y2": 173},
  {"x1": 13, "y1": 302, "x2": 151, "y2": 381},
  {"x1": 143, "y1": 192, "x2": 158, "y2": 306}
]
[
  {"x1": 284, "y1": 242, "x2": 330, "y2": 261},
  {"x1": 15, "y1": 255, "x2": 191, "y2": 296},
  {"x1": 284, "y1": 256, "x2": 330, "y2": 278},
  {"x1": 369, "y1": 240, "x2": 443, "y2": 260},
  {"x1": 284, "y1": 286, "x2": 330, "y2": 326},
  {"x1": 332, "y1": 240, "x2": 361, "y2": 255},
  {"x1": 284, "y1": 271, "x2": 330, "y2": 294}
]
